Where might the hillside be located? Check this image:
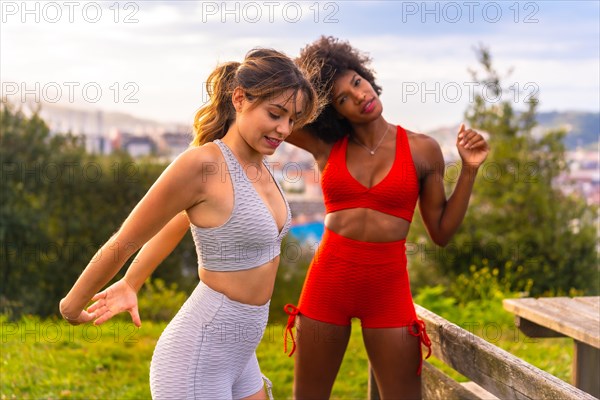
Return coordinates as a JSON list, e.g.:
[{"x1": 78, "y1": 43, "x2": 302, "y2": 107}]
[{"x1": 535, "y1": 111, "x2": 599, "y2": 149}]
